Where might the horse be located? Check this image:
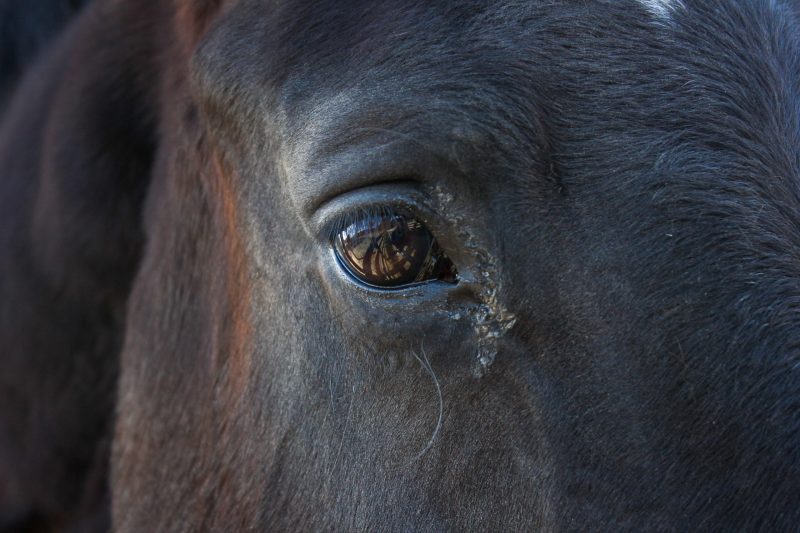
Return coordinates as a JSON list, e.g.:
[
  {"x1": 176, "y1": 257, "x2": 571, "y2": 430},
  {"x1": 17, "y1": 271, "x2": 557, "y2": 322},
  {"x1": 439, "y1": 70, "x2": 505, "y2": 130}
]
[{"x1": 1, "y1": 0, "x2": 799, "y2": 530}]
